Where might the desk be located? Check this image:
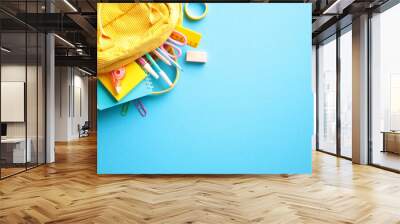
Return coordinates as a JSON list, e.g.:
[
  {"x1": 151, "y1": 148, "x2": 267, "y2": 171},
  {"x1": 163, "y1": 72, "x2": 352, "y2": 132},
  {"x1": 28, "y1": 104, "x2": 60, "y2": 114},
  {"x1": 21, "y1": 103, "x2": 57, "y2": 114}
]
[
  {"x1": 1, "y1": 138, "x2": 31, "y2": 163},
  {"x1": 382, "y1": 132, "x2": 400, "y2": 154}
]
